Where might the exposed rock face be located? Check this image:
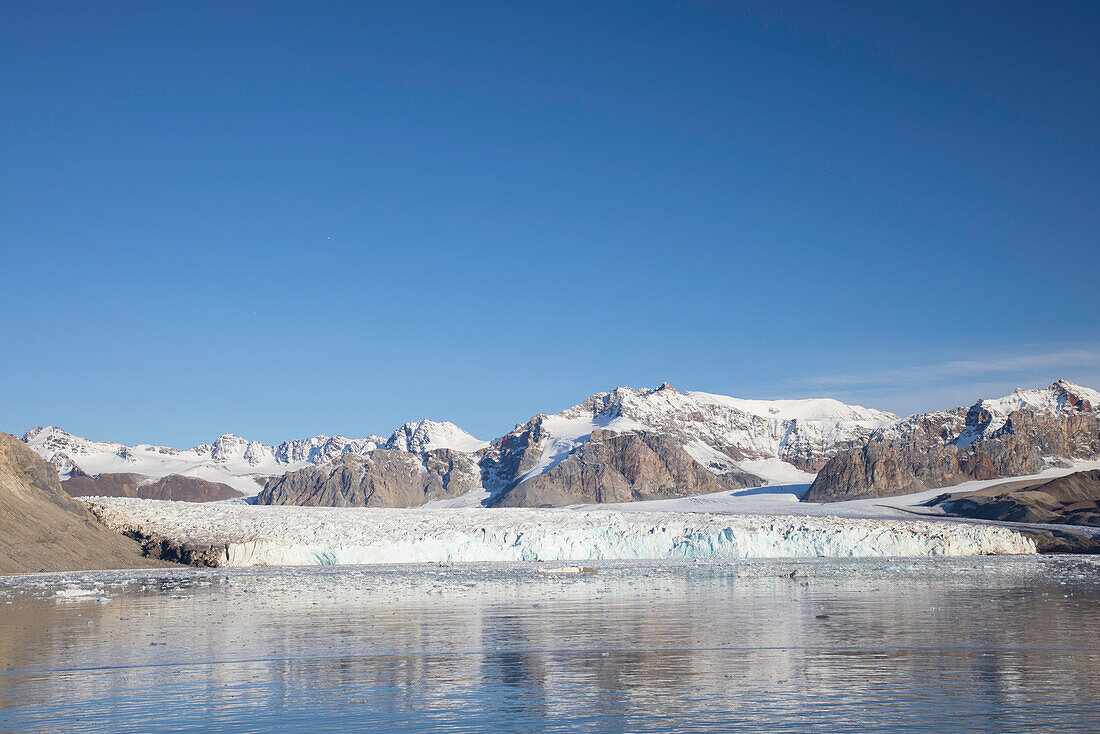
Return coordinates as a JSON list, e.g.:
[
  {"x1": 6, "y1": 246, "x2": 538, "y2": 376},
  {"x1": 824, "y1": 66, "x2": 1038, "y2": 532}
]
[
  {"x1": 62, "y1": 468, "x2": 243, "y2": 502},
  {"x1": 478, "y1": 415, "x2": 557, "y2": 493},
  {"x1": 806, "y1": 381, "x2": 1100, "y2": 502},
  {"x1": 257, "y1": 449, "x2": 480, "y2": 507},
  {"x1": 494, "y1": 430, "x2": 761, "y2": 507},
  {"x1": 0, "y1": 431, "x2": 167, "y2": 573}
]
